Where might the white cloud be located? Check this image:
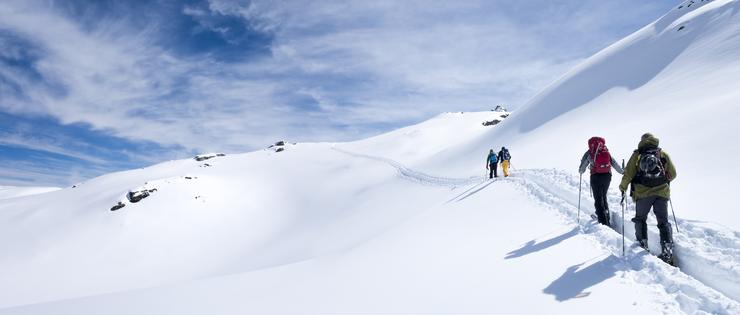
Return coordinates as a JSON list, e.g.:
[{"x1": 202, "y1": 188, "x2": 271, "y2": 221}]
[{"x1": 0, "y1": 0, "x2": 676, "y2": 160}]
